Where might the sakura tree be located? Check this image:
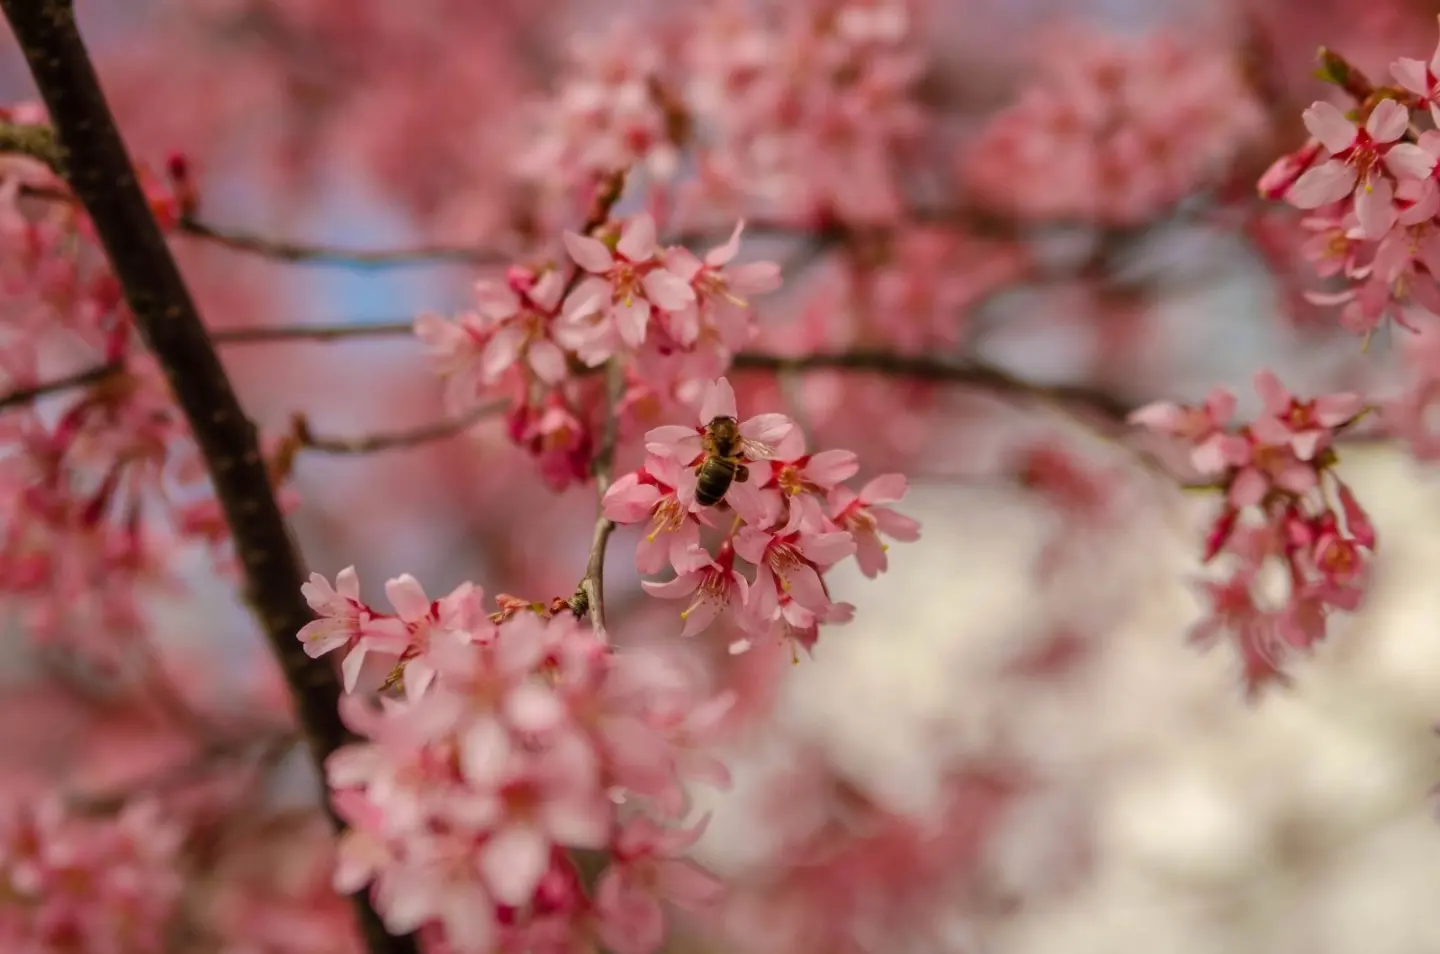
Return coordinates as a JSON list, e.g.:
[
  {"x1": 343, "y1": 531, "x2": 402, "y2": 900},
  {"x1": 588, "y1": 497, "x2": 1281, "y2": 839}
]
[{"x1": 0, "y1": 0, "x2": 1436, "y2": 952}]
